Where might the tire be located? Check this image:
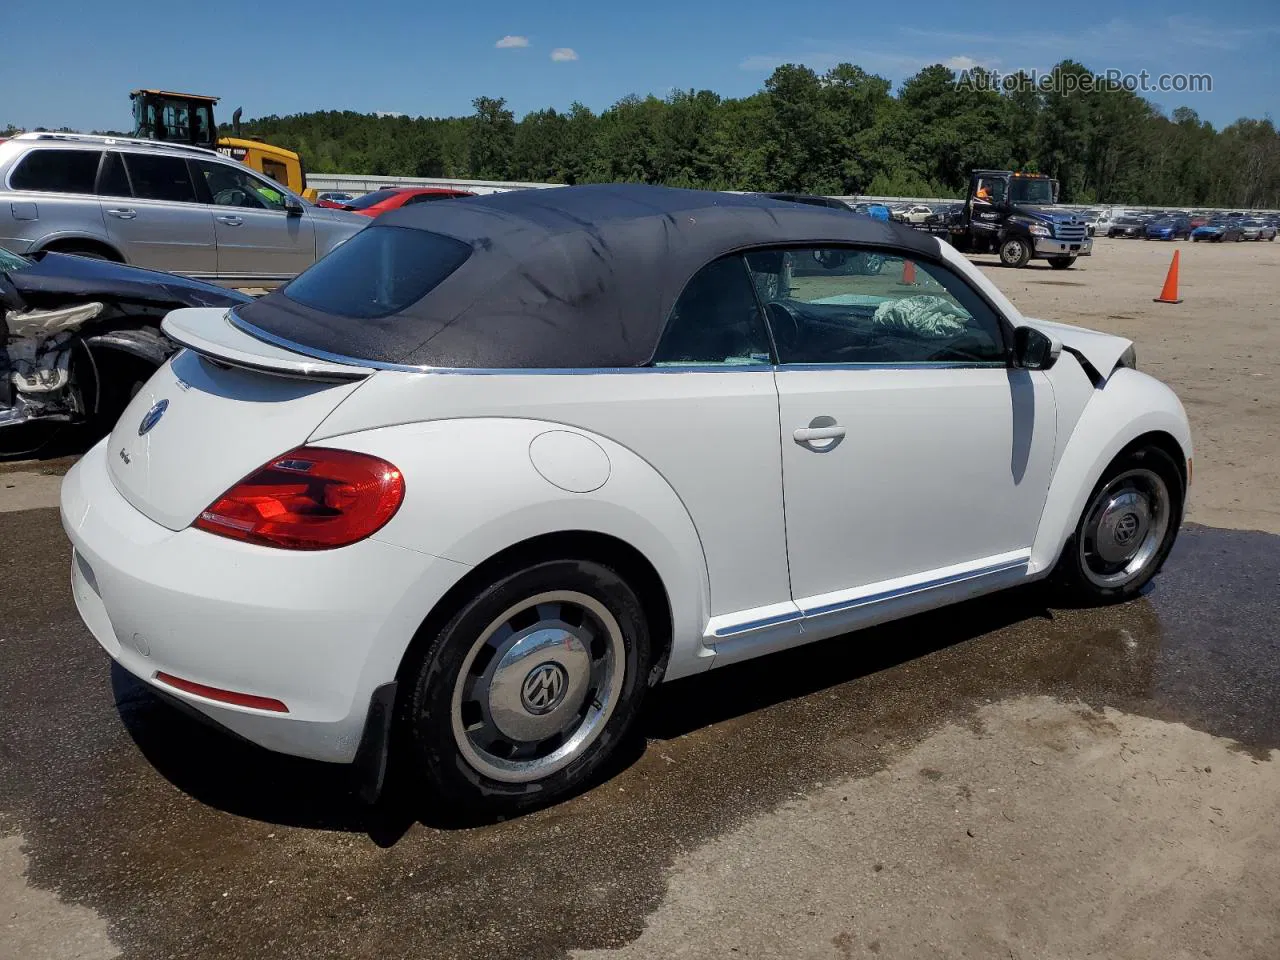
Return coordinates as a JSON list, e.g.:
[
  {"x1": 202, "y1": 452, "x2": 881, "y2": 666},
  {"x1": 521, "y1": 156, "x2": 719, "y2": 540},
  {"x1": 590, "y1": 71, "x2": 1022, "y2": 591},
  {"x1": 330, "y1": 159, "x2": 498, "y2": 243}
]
[
  {"x1": 1054, "y1": 444, "x2": 1184, "y2": 604},
  {"x1": 1048, "y1": 256, "x2": 1075, "y2": 270},
  {"x1": 399, "y1": 558, "x2": 652, "y2": 816},
  {"x1": 999, "y1": 236, "x2": 1031, "y2": 268}
]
